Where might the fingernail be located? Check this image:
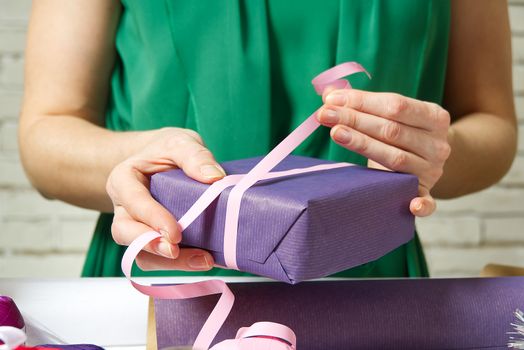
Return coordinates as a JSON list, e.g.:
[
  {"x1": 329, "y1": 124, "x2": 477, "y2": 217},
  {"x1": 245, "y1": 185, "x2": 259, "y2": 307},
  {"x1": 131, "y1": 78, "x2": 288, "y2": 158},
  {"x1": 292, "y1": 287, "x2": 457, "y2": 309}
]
[
  {"x1": 216, "y1": 164, "x2": 226, "y2": 175},
  {"x1": 414, "y1": 201, "x2": 423, "y2": 211},
  {"x1": 156, "y1": 241, "x2": 174, "y2": 258},
  {"x1": 333, "y1": 128, "x2": 352, "y2": 144},
  {"x1": 200, "y1": 164, "x2": 226, "y2": 179},
  {"x1": 326, "y1": 93, "x2": 346, "y2": 106},
  {"x1": 320, "y1": 108, "x2": 339, "y2": 124},
  {"x1": 159, "y1": 228, "x2": 169, "y2": 238},
  {"x1": 159, "y1": 228, "x2": 177, "y2": 244},
  {"x1": 188, "y1": 254, "x2": 212, "y2": 269}
]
